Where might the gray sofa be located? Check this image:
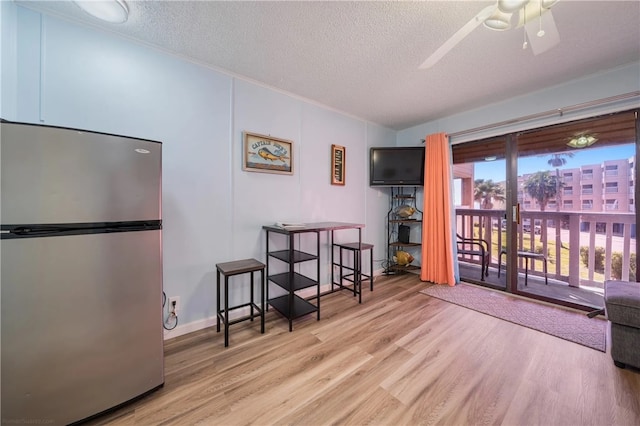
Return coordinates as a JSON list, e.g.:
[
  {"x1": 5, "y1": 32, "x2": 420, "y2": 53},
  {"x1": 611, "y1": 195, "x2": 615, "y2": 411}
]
[{"x1": 604, "y1": 280, "x2": 640, "y2": 370}]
